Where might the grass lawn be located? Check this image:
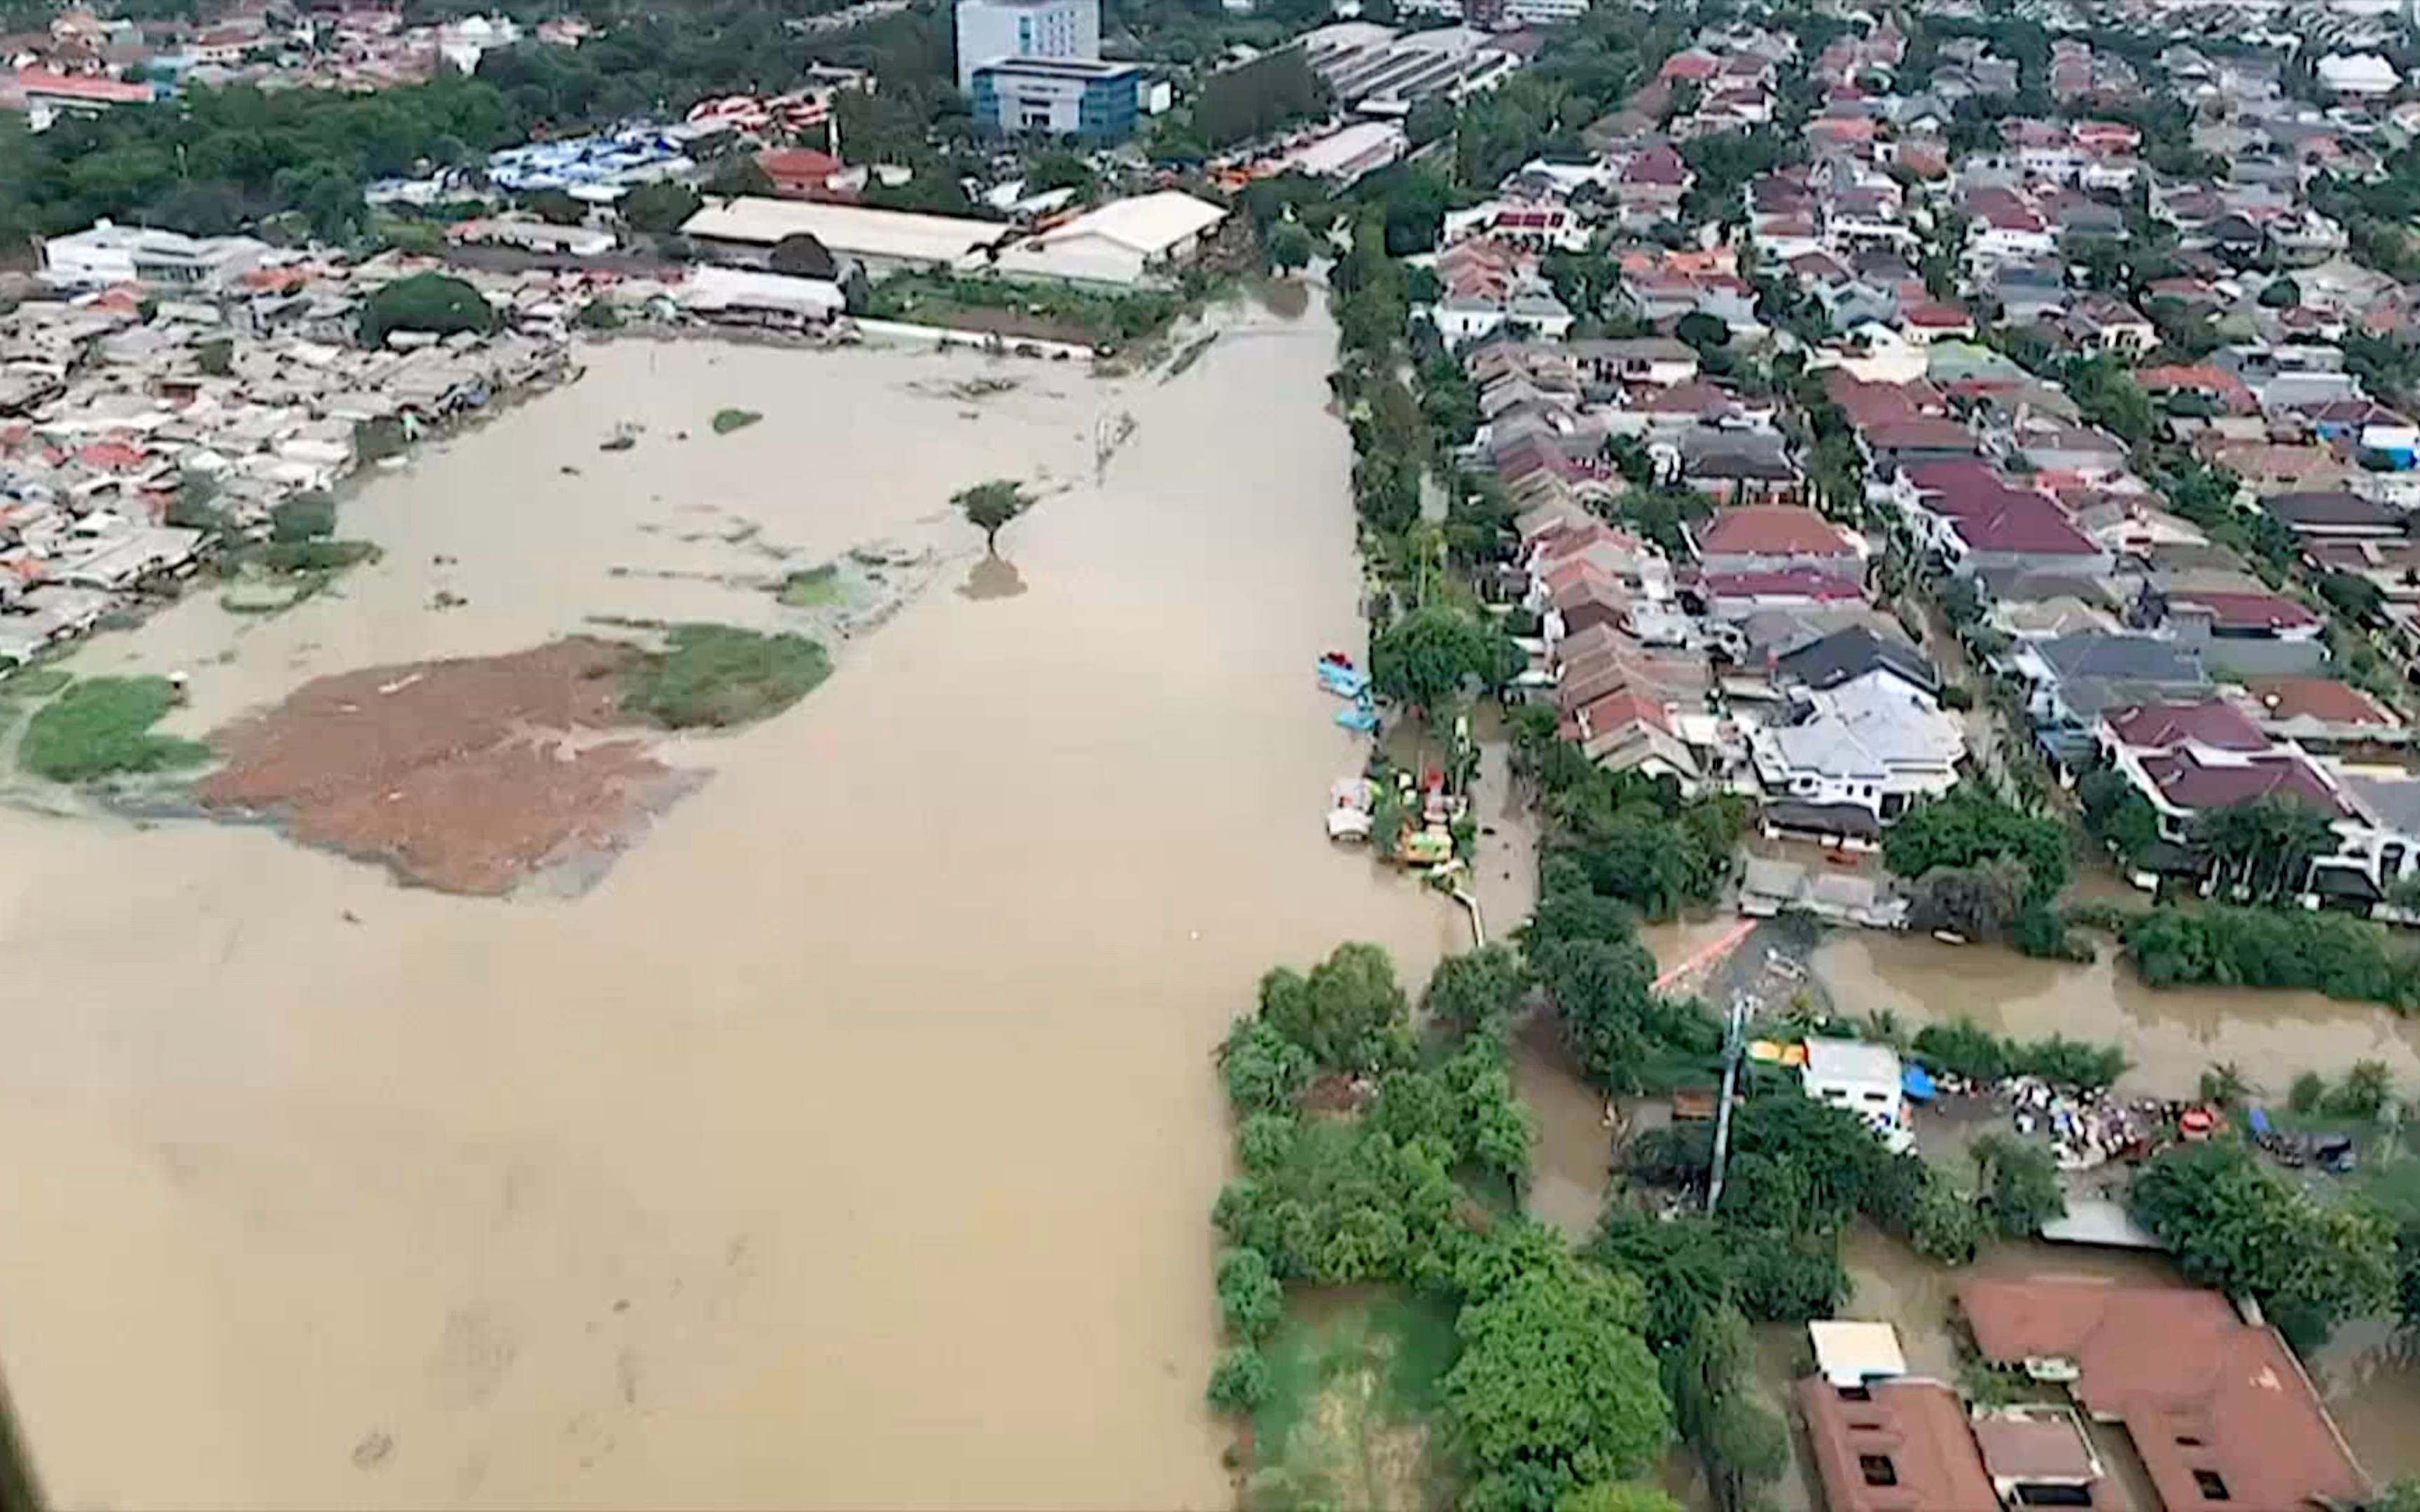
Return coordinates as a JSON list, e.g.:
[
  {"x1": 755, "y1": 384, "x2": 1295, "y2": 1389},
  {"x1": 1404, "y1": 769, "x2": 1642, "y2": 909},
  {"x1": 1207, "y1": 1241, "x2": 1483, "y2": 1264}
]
[
  {"x1": 618, "y1": 623, "x2": 830, "y2": 729},
  {"x1": 0, "y1": 666, "x2": 71, "y2": 700},
  {"x1": 868, "y1": 274, "x2": 1178, "y2": 349},
  {"x1": 776, "y1": 564, "x2": 843, "y2": 608},
  {"x1": 20, "y1": 676, "x2": 211, "y2": 783},
  {"x1": 1245, "y1": 1288, "x2": 1459, "y2": 1512}
]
